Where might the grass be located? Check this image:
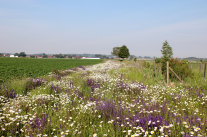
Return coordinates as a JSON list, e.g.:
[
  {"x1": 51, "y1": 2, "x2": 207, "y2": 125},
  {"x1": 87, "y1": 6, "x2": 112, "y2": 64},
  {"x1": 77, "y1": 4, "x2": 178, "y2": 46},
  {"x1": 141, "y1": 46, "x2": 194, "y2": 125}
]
[
  {"x1": 118, "y1": 60, "x2": 165, "y2": 86},
  {"x1": 182, "y1": 62, "x2": 207, "y2": 90}
]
